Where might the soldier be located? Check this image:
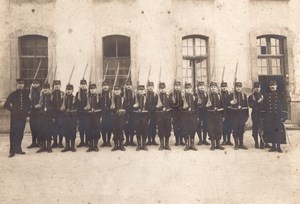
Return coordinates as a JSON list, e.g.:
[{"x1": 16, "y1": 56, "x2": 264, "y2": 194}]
[
  {"x1": 4, "y1": 79, "x2": 30, "y2": 158},
  {"x1": 156, "y1": 82, "x2": 172, "y2": 151},
  {"x1": 35, "y1": 83, "x2": 54, "y2": 153},
  {"x1": 61, "y1": 84, "x2": 77, "y2": 152},
  {"x1": 248, "y1": 82, "x2": 264, "y2": 149},
  {"x1": 261, "y1": 80, "x2": 287, "y2": 153},
  {"x1": 27, "y1": 79, "x2": 41, "y2": 148},
  {"x1": 123, "y1": 80, "x2": 136, "y2": 146},
  {"x1": 85, "y1": 84, "x2": 101, "y2": 152},
  {"x1": 51, "y1": 80, "x2": 64, "y2": 148},
  {"x1": 220, "y1": 82, "x2": 233, "y2": 145},
  {"x1": 100, "y1": 81, "x2": 112, "y2": 147},
  {"x1": 75, "y1": 79, "x2": 89, "y2": 148},
  {"x1": 206, "y1": 82, "x2": 225, "y2": 151},
  {"x1": 133, "y1": 85, "x2": 149, "y2": 151},
  {"x1": 228, "y1": 82, "x2": 249, "y2": 150},
  {"x1": 146, "y1": 81, "x2": 158, "y2": 146},
  {"x1": 170, "y1": 81, "x2": 184, "y2": 146},
  {"x1": 195, "y1": 81, "x2": 209, "y2": 145},
  {"x1": 110, "y1": 85, "x2": 126, "y2": 151},
  {"x1": 181, "y1": 83, "x2": 198, "y2": 151}
]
